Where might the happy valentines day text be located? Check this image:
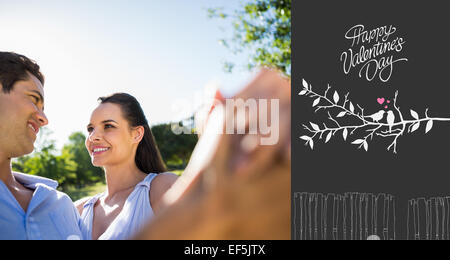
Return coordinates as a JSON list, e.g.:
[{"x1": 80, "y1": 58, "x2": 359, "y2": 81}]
[{"x1": 340, "y1": 24, "x2": 408, "y2": 83}]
